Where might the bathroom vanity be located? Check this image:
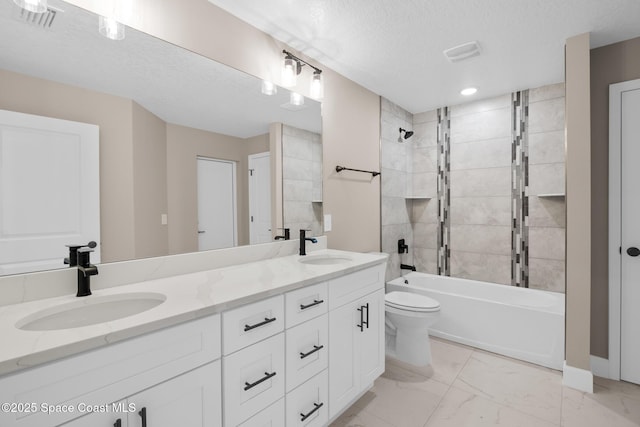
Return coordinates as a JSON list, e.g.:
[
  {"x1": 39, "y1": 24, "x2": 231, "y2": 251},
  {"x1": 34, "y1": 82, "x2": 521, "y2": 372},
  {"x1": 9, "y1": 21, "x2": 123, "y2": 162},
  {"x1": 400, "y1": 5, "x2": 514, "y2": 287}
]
[{"x1": 0, "y1": 243, "x2": 386, "y2": 427}]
